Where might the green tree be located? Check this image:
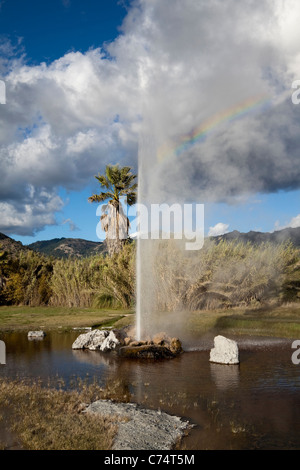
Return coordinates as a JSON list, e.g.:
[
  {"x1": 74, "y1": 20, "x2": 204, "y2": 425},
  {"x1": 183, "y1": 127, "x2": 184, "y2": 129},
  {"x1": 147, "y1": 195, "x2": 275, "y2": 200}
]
[
  {"x1": 0, "y1": 249, "x2": 9, "y2": 303},
  {"x1": 88, "y1": 164, "x2": 137, "y2": 255}
]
